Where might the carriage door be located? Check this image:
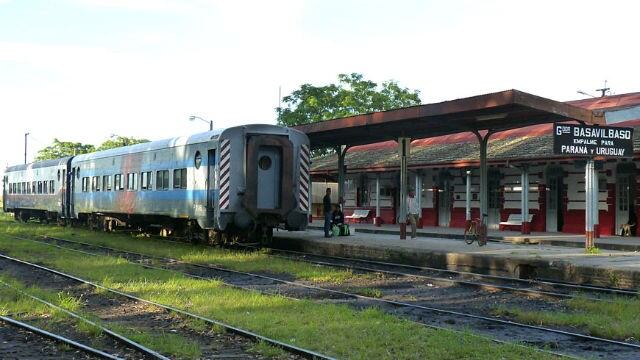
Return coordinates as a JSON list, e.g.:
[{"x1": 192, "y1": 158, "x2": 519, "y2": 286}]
[
  {"x1": 546, "y1": 167, "x2": 564, "y2": 232},
  {"x1": 616, "y1": 163, "x2": 636, "y2": 234},
  {"x1": 437, "y1": 171, "x2": 452, "y2": 227},
  {"x1": 257, "y1": 146, "x2": 282, "y2": 209},
  {"x1": 207, "y1": 149, "x2": 216, "y2": 209},
  {"x1": 487, "y1": 169, "x2": 501, "y2": 230}
]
